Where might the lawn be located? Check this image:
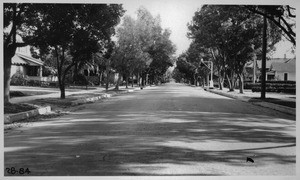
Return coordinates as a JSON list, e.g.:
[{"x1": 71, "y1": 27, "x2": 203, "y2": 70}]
[
  {"x1": 4, "y1": 103, "x2": 37, "y2": 114},
  {"x1": 249, "y1": 97, "x2": 296, "y2": 108},
  {"x1": 10, "y1": 90, "x2": 53, "y2": 98}
]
